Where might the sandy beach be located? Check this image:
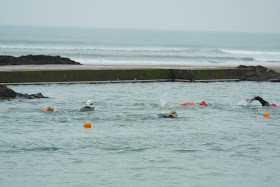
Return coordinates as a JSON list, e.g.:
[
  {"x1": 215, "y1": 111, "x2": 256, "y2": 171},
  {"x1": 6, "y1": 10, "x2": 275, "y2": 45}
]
[{"x1": 1, "y1": 64, "x2": 280, "y2": 72}]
